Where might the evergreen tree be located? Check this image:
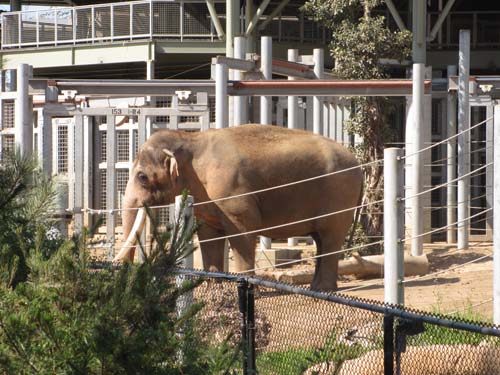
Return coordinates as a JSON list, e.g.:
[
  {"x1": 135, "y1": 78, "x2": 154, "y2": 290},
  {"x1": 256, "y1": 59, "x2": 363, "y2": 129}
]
[{"x1": 0, "y1": 153, "x2": 237, "y2": 374}]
